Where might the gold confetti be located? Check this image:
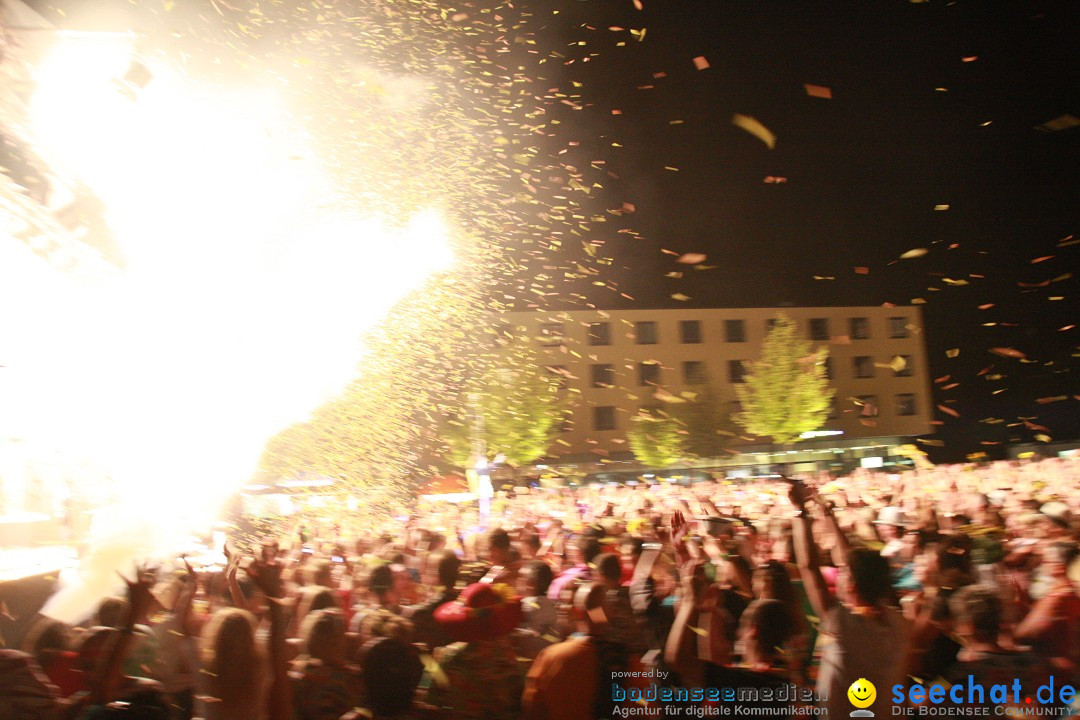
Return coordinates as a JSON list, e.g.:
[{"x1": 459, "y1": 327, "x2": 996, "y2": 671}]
[
  {"x1": 732, "y1": 114, "x2": 776, "y2": 149},
  {"x1": 900, "y1": 248, "x2": 929, "y2": 259},
  {"x1": 678, "y1": 253, "x2": 707, "y2": 264}
]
